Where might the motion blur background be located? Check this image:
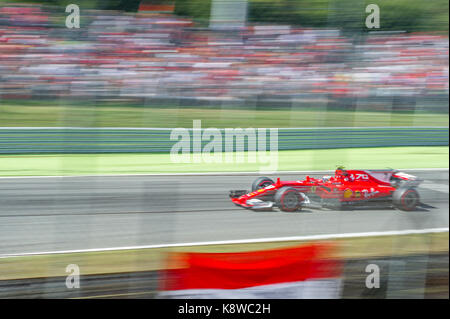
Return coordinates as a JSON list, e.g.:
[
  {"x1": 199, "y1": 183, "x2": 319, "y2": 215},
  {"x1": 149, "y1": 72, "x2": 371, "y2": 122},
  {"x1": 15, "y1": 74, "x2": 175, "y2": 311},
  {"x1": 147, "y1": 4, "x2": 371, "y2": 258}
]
[
  {"x1": 0, "y1": 0, "x2": 448, "y2": 299},
  {"x1": 0, "y1": 0, "x2": 448, "y2": 117}
]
